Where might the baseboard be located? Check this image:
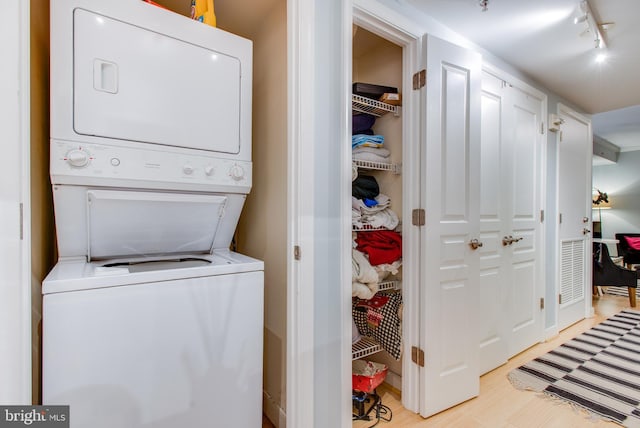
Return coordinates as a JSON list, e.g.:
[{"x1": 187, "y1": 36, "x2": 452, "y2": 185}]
[
  {"x1": 263, "y1": 390, "x2": 286, "y2": 428},
  {"x1": 382, "y1": 369, "x2": 401, "y2": 391}
]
